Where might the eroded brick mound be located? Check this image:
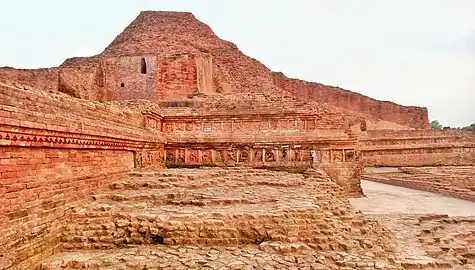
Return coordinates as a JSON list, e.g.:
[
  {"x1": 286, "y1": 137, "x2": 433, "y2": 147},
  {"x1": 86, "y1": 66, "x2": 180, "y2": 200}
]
[{"x1": 38, "y1": 168, "x2": 397, "y2": 269}]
